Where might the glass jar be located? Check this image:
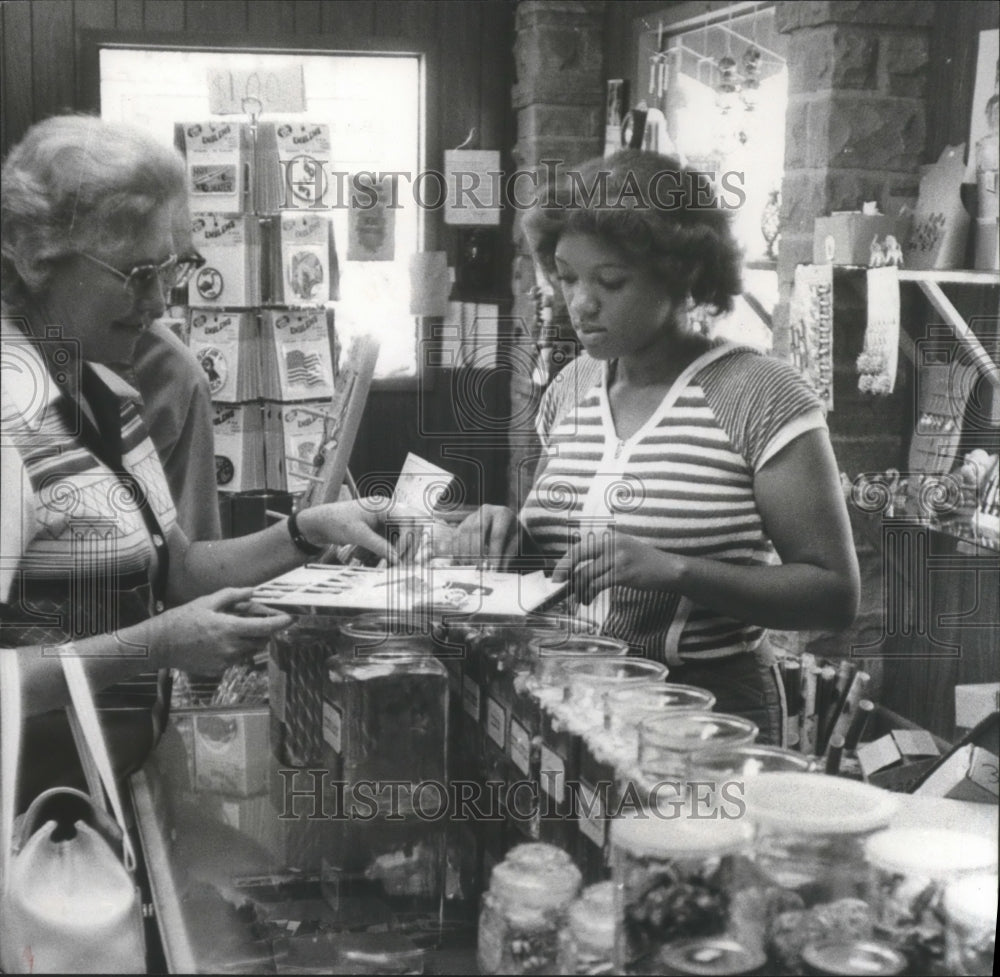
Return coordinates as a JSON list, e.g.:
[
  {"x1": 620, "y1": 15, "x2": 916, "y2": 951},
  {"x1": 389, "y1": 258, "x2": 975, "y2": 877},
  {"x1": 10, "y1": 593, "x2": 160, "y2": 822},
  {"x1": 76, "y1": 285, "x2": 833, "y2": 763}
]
[
  {"x1": 558, "y1": 881, "x2": 616, "y2": 975},
  {"x1": 610, "y1": 798, "x2": 759, "y2": 975},
  {"x1": 504, "y1": 617, "x2": 602, "y2": 845},
  {"x1": 269, "y1": 616, "x2": 340, "y2": 767},
  {"x1": 742, "y1": 772, "x2": 898, "y2": 975},
  {"x1": 865, "y1": 828, "x2": 998, "y2": 975},
  {"x1": 633, "y1": 713, "x2": 759, "y2": 799},
  {"x1": 330, "y1": 615, "x2": 446, "y2": 787},
  {"x1": 477, "y1": 842, "x2": 583, "y2": 975},
  {"x1": 524, "y1": 635, "x2": 630, "y2": 850},
  {"x1": 942, "y1": 872, "x2": 997, "y2": 977},
  {"x1": 554, "y1": 658, "x2": 669, "y2": 880},
  {"x1": 689, "y1": 745, "x2": 817, "y2": 817}
]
